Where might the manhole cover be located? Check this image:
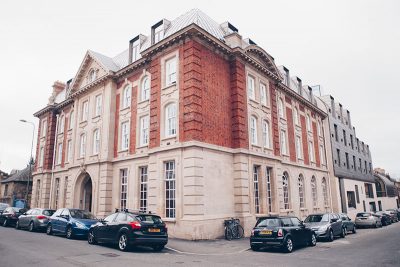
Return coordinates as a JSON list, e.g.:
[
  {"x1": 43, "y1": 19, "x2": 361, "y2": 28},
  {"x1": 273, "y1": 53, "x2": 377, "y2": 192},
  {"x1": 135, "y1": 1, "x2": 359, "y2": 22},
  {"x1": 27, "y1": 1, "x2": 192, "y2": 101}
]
[{"x1": 100, "y1": 253, "x2": 120, "y2": 257}]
